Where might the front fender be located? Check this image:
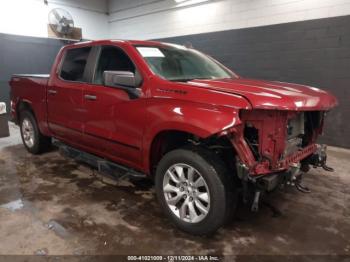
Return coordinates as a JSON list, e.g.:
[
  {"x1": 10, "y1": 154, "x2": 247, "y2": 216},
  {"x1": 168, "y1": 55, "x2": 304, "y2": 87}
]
[{"x1": 142, "y1": 98, "x2": 242, "y2": 171}]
